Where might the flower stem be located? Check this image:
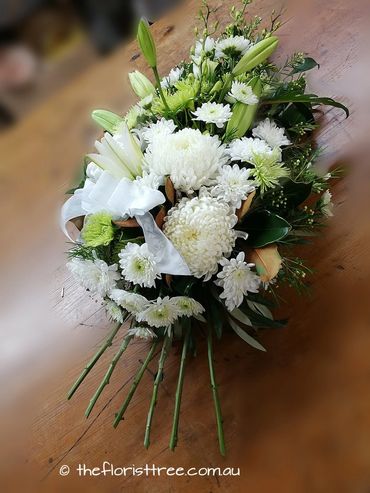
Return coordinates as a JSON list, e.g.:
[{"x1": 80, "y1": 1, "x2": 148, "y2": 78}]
[
  {"x1": 207, "y1": 326, "x2": 226, "y2": 456},
  {"x1": 67, "y1": 320, "x2": 125, "y2": 400},
  {"x1": 153, "y1": 66, "x2": 171, "y2": 113},
  {"x1": 85, "y1": 334, "x2": 133, "y2": 418},
  {"x1": 113, "y1": 341, "x2": 158, "y2": 428},
  {"x1": 144, "y1": 330, "x2": 172, "y2": 449},
  {"x1": 218, "y1": 72, "x2": 234, "y2": 102},
  {"x1": 169, "y1": 321, "x2": 191, "y2": 451}
]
